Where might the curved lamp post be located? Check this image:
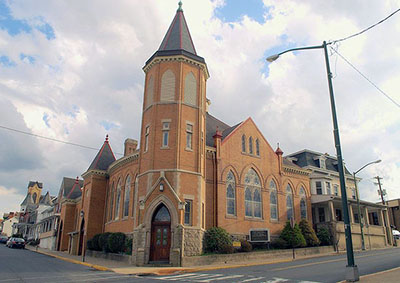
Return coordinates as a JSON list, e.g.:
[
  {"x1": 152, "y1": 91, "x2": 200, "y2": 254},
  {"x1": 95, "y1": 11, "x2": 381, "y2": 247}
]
[
  {"x1": 267, "y1": 41, "x2": 359, "y2": 282},
  {"x1": 353, "y1": 159, "x2": 381, "y2": 250}
]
